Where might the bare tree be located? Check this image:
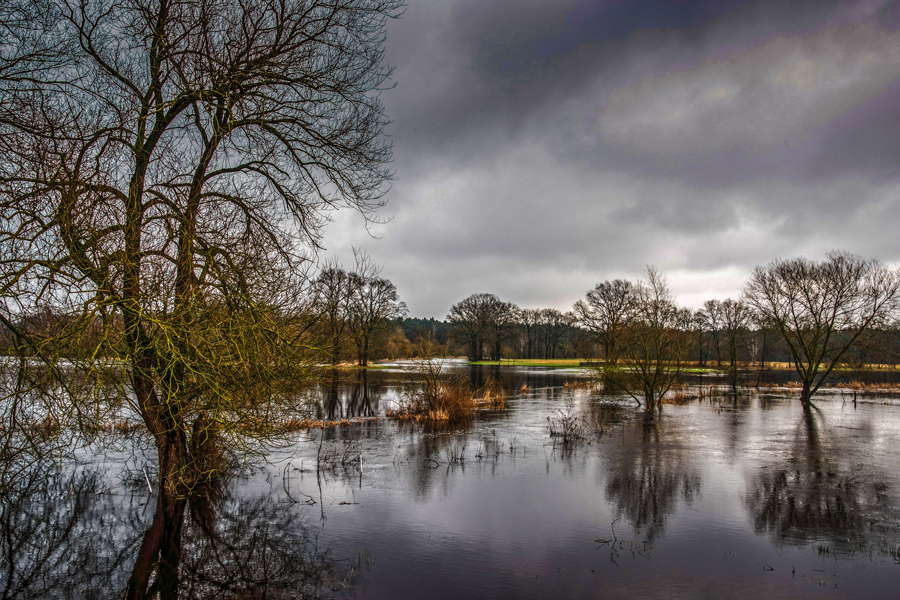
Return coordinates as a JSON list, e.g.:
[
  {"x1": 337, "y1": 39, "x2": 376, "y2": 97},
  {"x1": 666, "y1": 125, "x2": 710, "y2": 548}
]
[
  {"x1": 447, "y1": 293, "x2": 492, "y2": 360},
  {"x1": 719, "y1": 298, "x2": 754, "y2": 394},
  {"x1": 486, "y1": 299, "x2": 519, "y2": 361},
  {"x1": 0, "y1": 0, "x2": 401, "y2": 492},
  {"x1": 743, "y1": 251, "x2": 900, "y2": 406},
  {"x1": 603, "y1": 268, "x2": 692, "y2": 411},
  {"x1": 312, "y1": 259, "x2": 356, "y2": 366},
  {"x1": 697, "y1": 299, "x2": 724, "y2": 368},
  {"x1": 519, "y1": 308, "x2": 540, "y2": 359},
  {"x1": 534, "y1": 308, "x2": 571, "y2": 359},
  {"x1": 346, "y1": 251, "x2": 407, "y2": 366},
  {"x1": 573, "y1": 279, "x2": 636, "y2": 364}
]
